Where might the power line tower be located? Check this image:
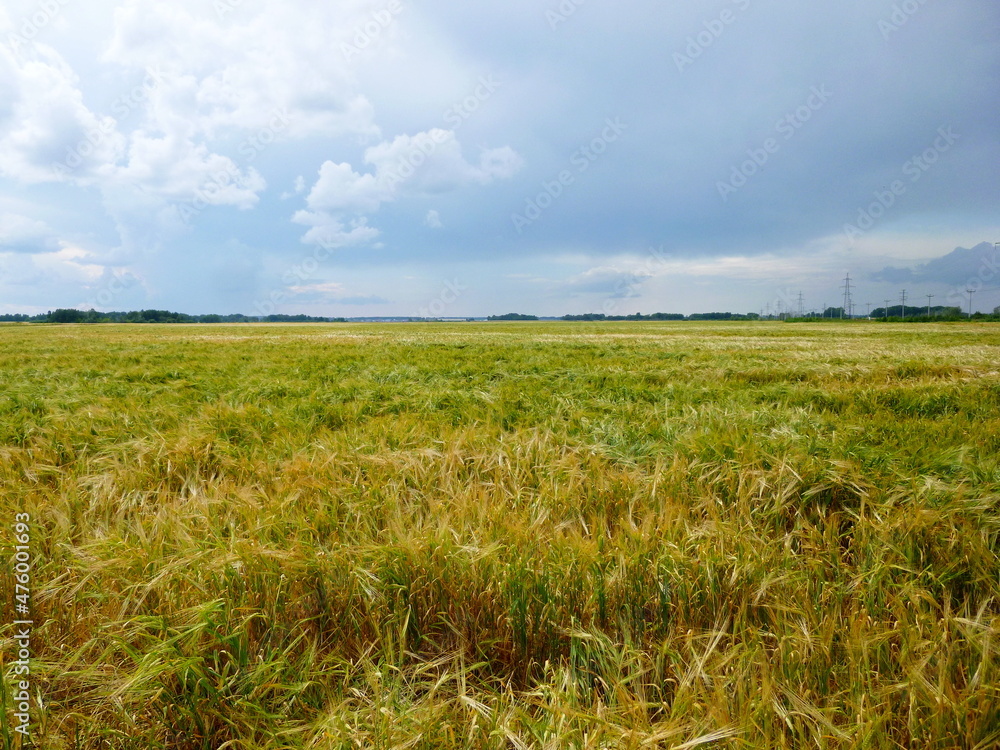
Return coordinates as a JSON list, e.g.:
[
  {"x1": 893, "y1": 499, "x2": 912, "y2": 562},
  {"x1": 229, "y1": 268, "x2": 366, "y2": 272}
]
[
  {"x1": 926, "y1": 294, "x2": 934, "y2": 318},
  {"x1": 841, "y1": 273, "x2": 853, "y2": 319},
  {"x1": 900, "y1": 289, "x2": 907, "y2": 318},
  {"x1": 797, "y1": 291, "x2": 805, "y2": 318},
  {"x1": 866, "y1": 301, "x2": 872, "y2": 318},
  {"x1": 884, "y1": 298, "x2": 891, "y2": 320},
  {"x1": 966, "y1": 288, "x2": 976, "y2": 318}
]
